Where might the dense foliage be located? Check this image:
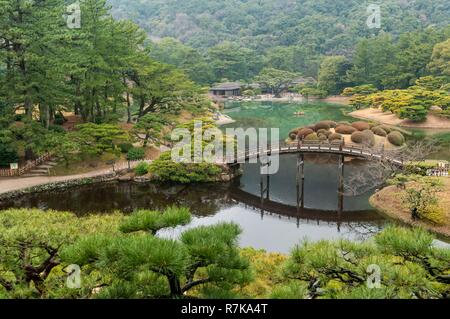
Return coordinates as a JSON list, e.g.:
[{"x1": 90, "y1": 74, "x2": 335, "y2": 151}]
[
  {"x1": 0, "y1": 0, "x2": 207, "y2": 166},
  {"x1": 0, "y1": 209, "x2": 122, "y2": 298},
  {"x1": 274, "y1": 226, "x2": 450, "y2": 299},
  {"x1": 62, "y1": 207, "x2": 252, "y2": 299},
  {"x1": 1, "y1": 209, "x2": 448, "y2": 299},
  {"x1": 109, "y1": 0, "x2": 450, "y2": 86},
  {"x1": 349, "y1": 76, "x2": 450, "y2": 121},
  {"x1": 148, "y1": 119, "x2": 227, "y2": 183}
]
